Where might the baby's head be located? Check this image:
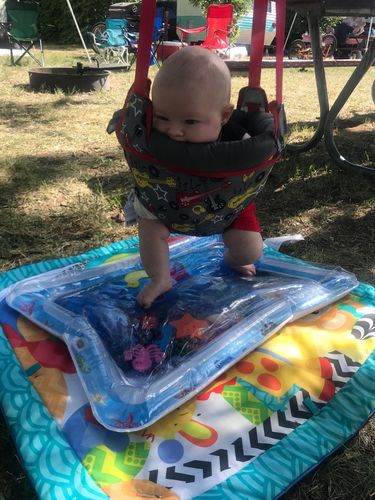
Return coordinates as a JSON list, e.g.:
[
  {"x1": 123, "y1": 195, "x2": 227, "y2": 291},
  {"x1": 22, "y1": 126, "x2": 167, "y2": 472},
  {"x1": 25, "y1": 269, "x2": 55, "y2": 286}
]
[{"x1": 151, "y1": 47, "x2": 234, "y2": 142}]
